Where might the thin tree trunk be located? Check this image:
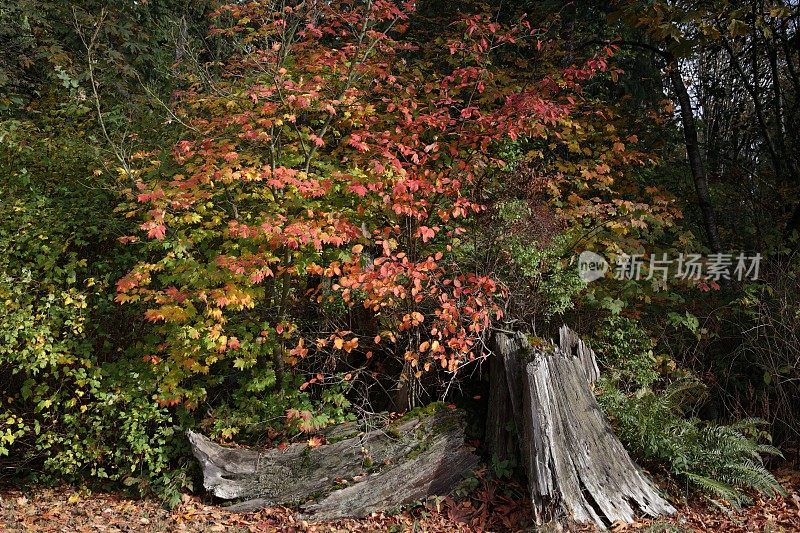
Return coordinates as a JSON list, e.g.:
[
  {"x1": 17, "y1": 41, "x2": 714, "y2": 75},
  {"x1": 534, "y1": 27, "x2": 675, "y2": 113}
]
[{"x1": 667, "y1": 55, "x2": 724, "y2": 254}]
